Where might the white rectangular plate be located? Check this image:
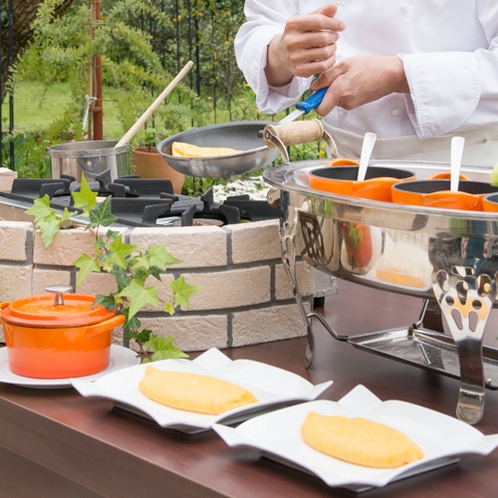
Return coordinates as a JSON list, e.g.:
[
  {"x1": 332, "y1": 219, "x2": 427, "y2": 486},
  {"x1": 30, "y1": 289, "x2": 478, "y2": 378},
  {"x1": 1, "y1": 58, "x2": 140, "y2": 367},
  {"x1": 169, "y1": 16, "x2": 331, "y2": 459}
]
[
  {"x1": 71, "y1": 348, "x2": 332, "y2": 434},
  {"x1": 213, "y1": 385, "x2": 498, "y2": 492}
]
